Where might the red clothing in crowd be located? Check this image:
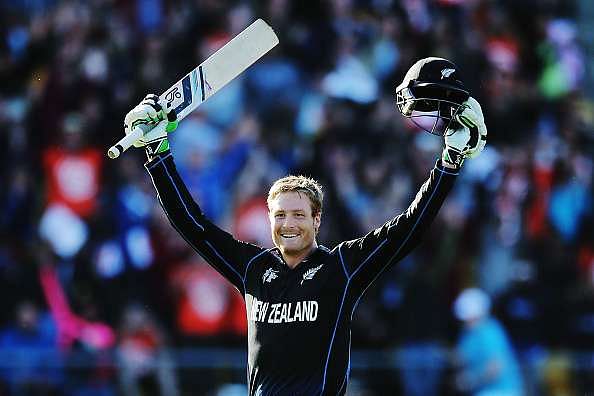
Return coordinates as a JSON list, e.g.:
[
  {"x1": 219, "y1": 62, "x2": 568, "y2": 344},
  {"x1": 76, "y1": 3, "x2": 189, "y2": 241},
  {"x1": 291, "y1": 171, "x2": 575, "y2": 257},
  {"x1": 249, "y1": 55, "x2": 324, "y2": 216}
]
[
  {"x1": 171, "y1": 261, "x2": 246, "y2": 337},
  {"x1": 43, "y1": 147, "x2": 102, "y2": 218}
]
